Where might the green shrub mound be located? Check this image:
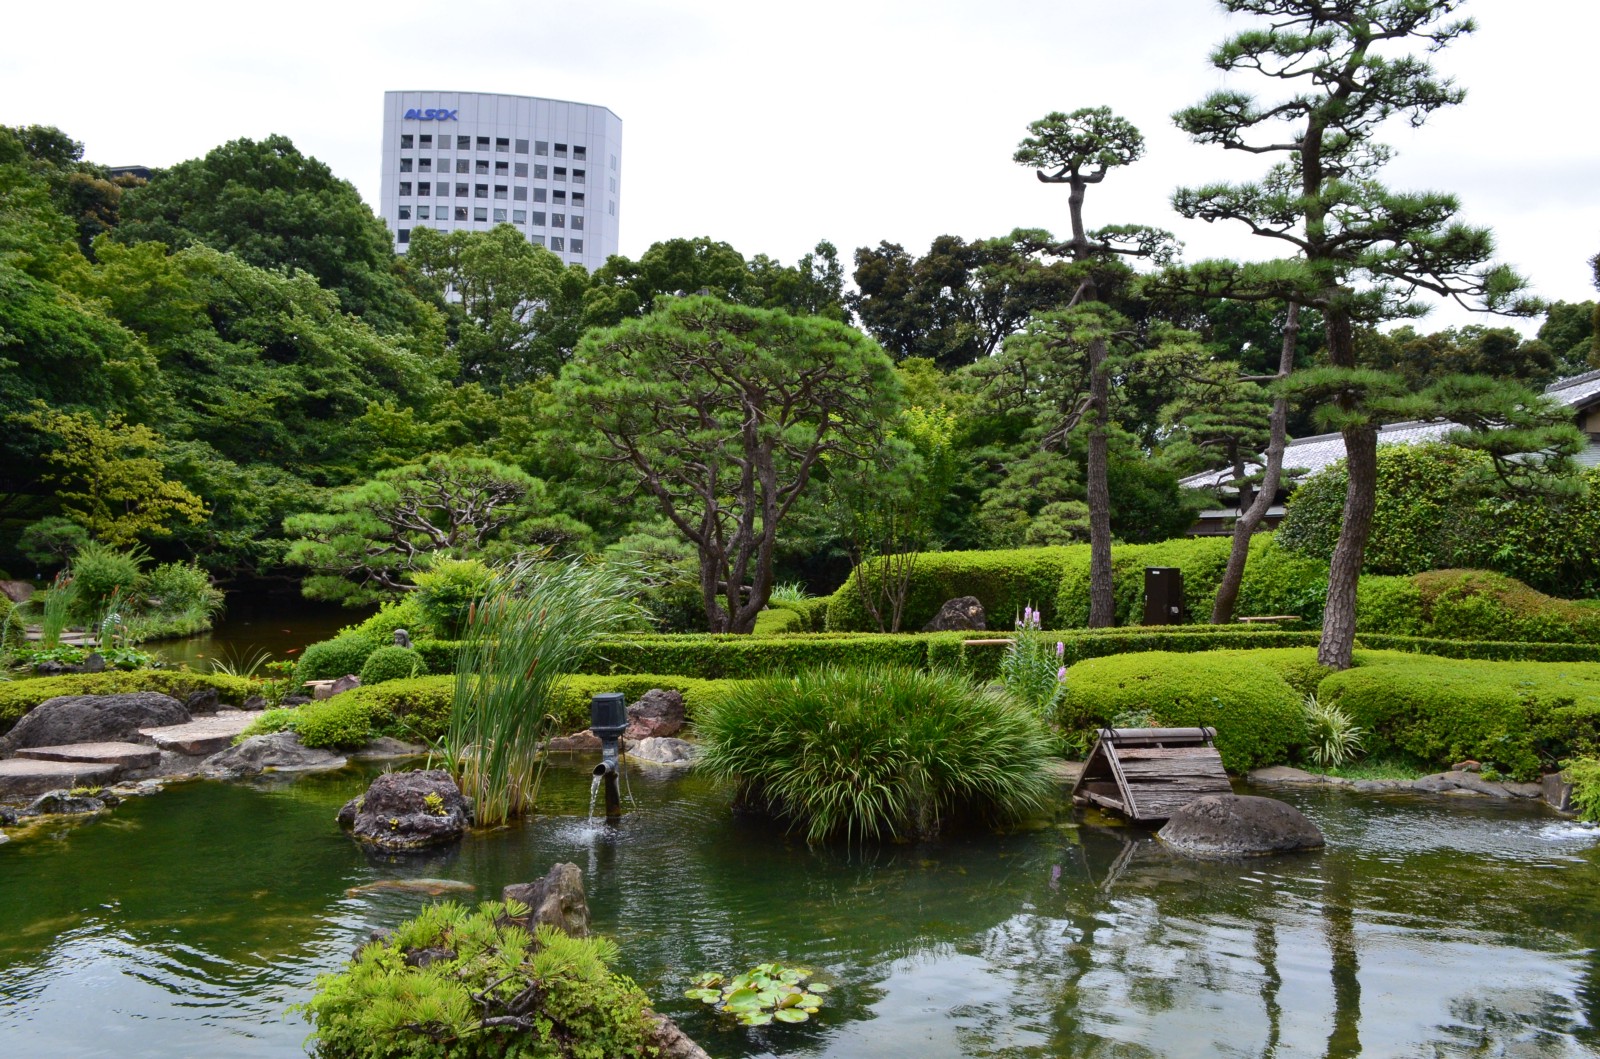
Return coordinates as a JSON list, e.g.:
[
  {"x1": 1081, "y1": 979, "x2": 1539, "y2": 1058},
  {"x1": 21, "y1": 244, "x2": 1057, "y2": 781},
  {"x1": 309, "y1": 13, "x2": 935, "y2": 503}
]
[
  {"x1": 1318, "y1": 656, "x2": 1600, "y2": 781},
  {"x1": 1055, "y1": 537, "x2": 1235, "y2": 627},
  {"x1": 357, "y1": 645, "x2": 428, "y2": 686},
  {"x1": 1564, "y1": 757, "x2": 1600, "y2": 823},
  {"x1": 296, "y1": 634, "x2": 379, "y2": 683},
  {"x1": 698, "y1": 664, "x2": 1056, "y2": 844},
  {"x1": 1058, "y1": 649, "x2": 1308, "y2": 772},
  {"x1": 298, "y1": 901, "x2": 656, "y2": 1059},
  {"x1": 825, "y1": 546, "x2": 1080, "y2": 632}
]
